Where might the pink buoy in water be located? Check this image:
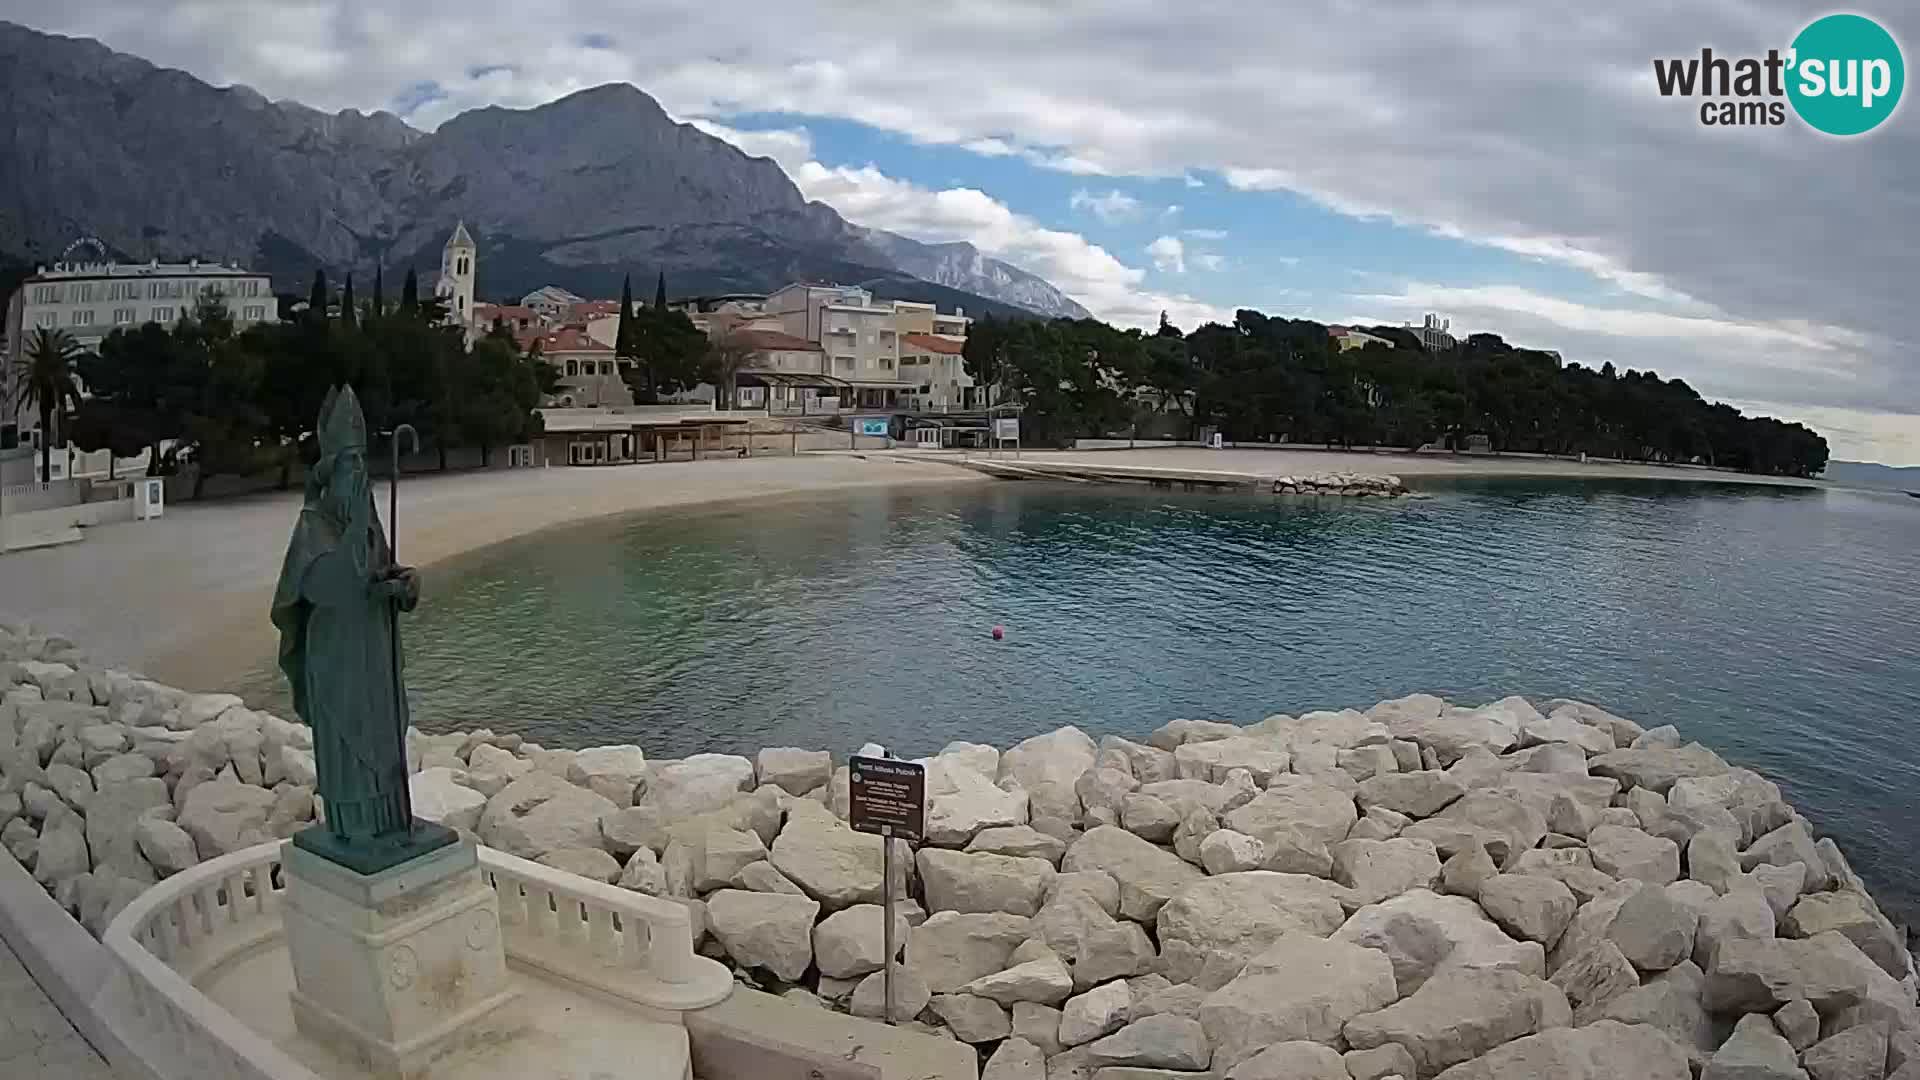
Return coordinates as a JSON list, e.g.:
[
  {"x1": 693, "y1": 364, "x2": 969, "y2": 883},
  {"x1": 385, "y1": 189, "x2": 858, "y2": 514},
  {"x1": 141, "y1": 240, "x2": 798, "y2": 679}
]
[{"x1": 991, "y1": 625, "x2": 1005, "y2": 640}]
